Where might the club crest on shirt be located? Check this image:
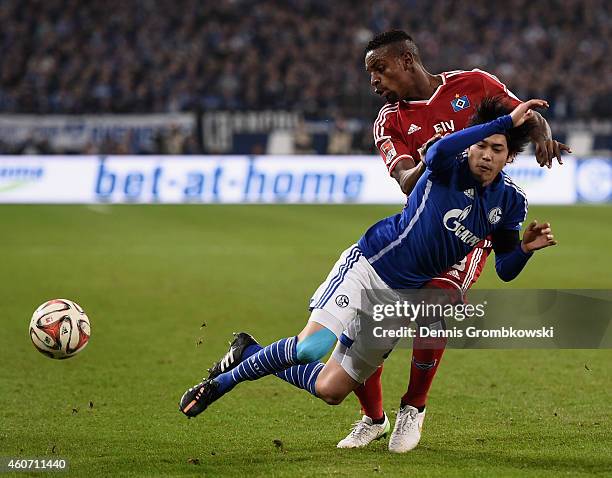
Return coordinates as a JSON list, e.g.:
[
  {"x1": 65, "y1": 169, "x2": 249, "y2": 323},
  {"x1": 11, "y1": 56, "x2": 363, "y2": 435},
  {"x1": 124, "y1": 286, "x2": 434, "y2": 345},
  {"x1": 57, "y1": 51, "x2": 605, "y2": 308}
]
[
  {"x1": 380, "y1": 139, "x2": 397, "y2": 165},
  {"x1": 488, "y1": 207, "x2": 503, "y2": 224},
  {"x1": 451, "y1": 94, "x2": 471, "y2": 112},
  {"x1": 464, "y1": 188, "x2": 475, "y2": 199},
  {"x1": 335, "y1": 295, "x2": 349, "y2": 308}
]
